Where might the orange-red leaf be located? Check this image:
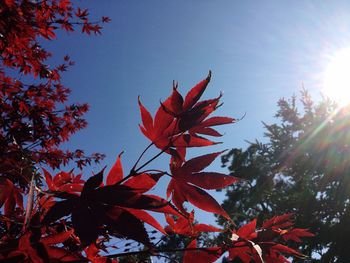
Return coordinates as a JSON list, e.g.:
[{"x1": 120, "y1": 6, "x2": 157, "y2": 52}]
[
  {"x1": 185, "y1": 172, "x2": 238, "y2": 190},
  {"x1": 106, "y1": 153, "x2": 124, "y2": 185},
  {"x1": 123, "y1": 173, "x2": 163, "y2": 192},
  {"x1": 138, "y1": 97, "x2": 153, "y2": 132}
]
